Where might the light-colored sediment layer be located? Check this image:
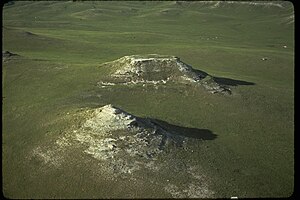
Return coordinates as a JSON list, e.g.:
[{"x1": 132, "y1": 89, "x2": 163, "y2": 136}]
[
  {"x1": 29, "y1": 104, "x2": 215, "y2": 197},
  {"x1": 99, "y1": 54, "x2": 230, "y2": 94}
]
